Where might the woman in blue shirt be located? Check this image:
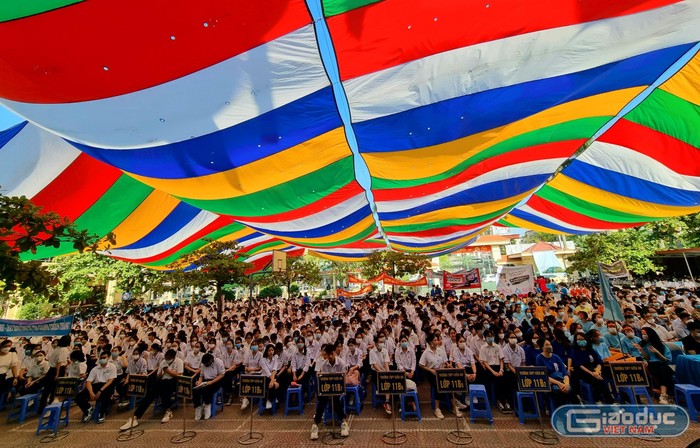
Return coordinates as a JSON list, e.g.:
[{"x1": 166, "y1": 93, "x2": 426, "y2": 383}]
[
  {"x1": 640, "y1": 328, "x2": 673, "y2": 404},
  {"x1": 620, "y1": 325, "x2": 643, "y2": 359},
  {"x1": 570, "y1": 334, "x2": 613, "y2": 404},
  {"x1": 536, "y1": 341, "x2": 573, "y2": 409}
]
